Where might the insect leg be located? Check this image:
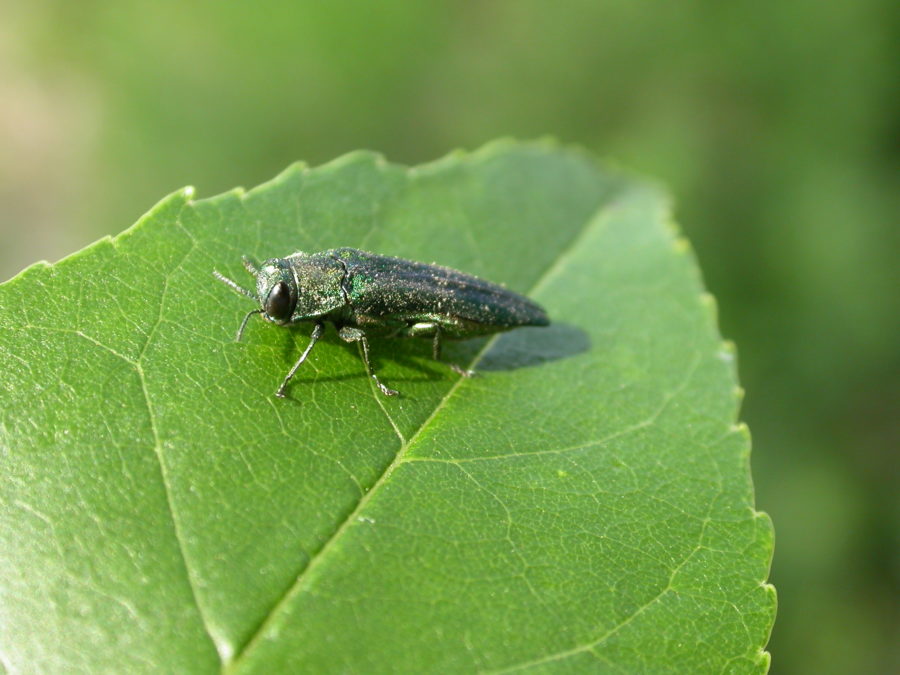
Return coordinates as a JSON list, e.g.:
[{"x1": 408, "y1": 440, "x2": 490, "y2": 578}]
[
  {"x1": 429, "y1": 325, "x2": 474, "y2": 378},
  {"x1": 236, "y1": 309, "x2": 264, "y2": 341},
  {"x1": 431, "y1": 328, "x2": 442, "y2": 360},
  {"x1": 276, "y1": 322, "x2": 324, "y2": 398},
  {"x1": 338, "y1": 326, "x2": 399, "y2": 397}
]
